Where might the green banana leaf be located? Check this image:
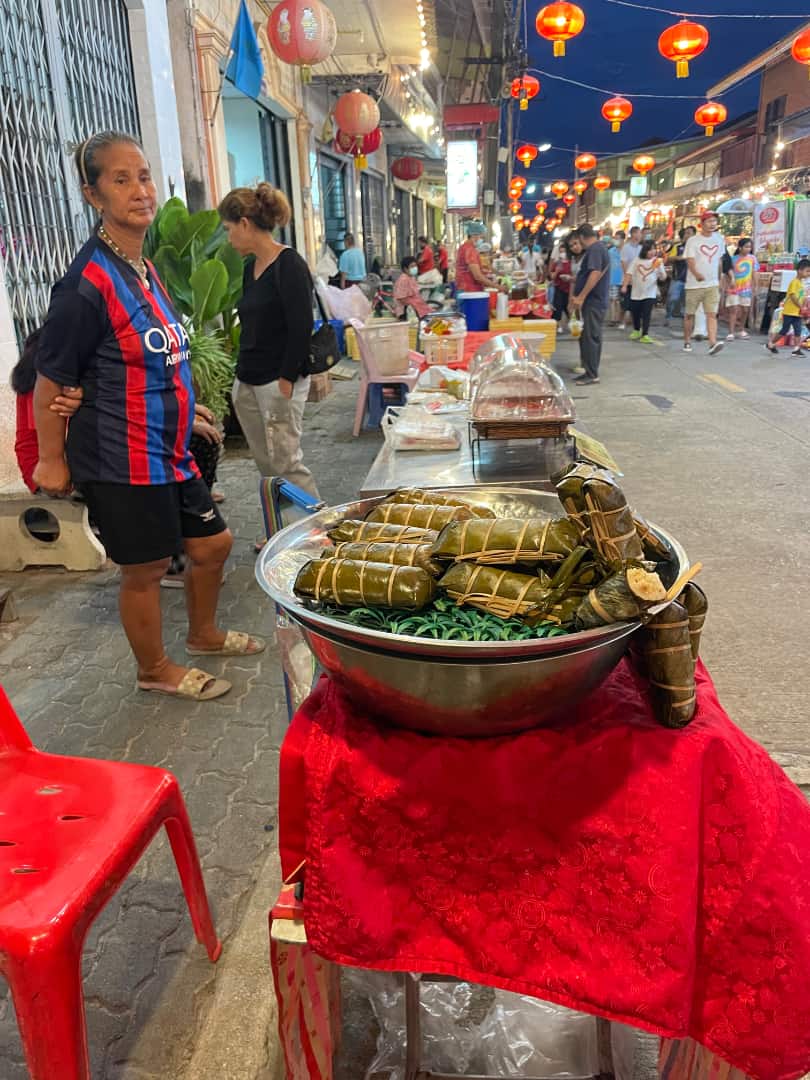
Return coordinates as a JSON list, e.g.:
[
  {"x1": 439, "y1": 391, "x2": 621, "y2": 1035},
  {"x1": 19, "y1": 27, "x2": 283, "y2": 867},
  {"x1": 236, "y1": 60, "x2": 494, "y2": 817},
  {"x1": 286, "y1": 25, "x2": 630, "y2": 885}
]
[
  {"x1": 190, "y1": 260, "x2": 229, "y2": 328},
  {"x1": 152, "y1": 244, "x2": 193, "y2": 315}
]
